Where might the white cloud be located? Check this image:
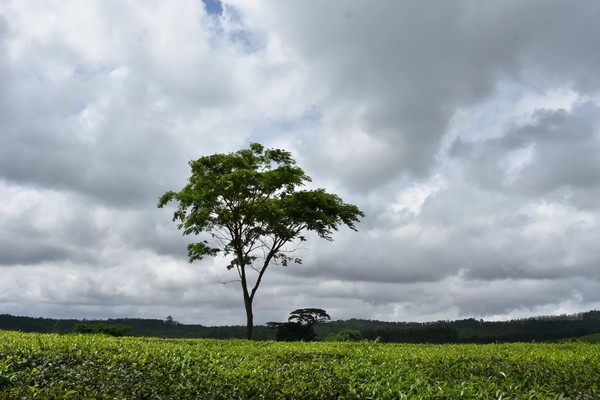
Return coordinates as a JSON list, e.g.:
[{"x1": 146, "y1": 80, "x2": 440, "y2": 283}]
[{"x1": 1, "y1": 1, "x2": 600, "y2": 326}]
